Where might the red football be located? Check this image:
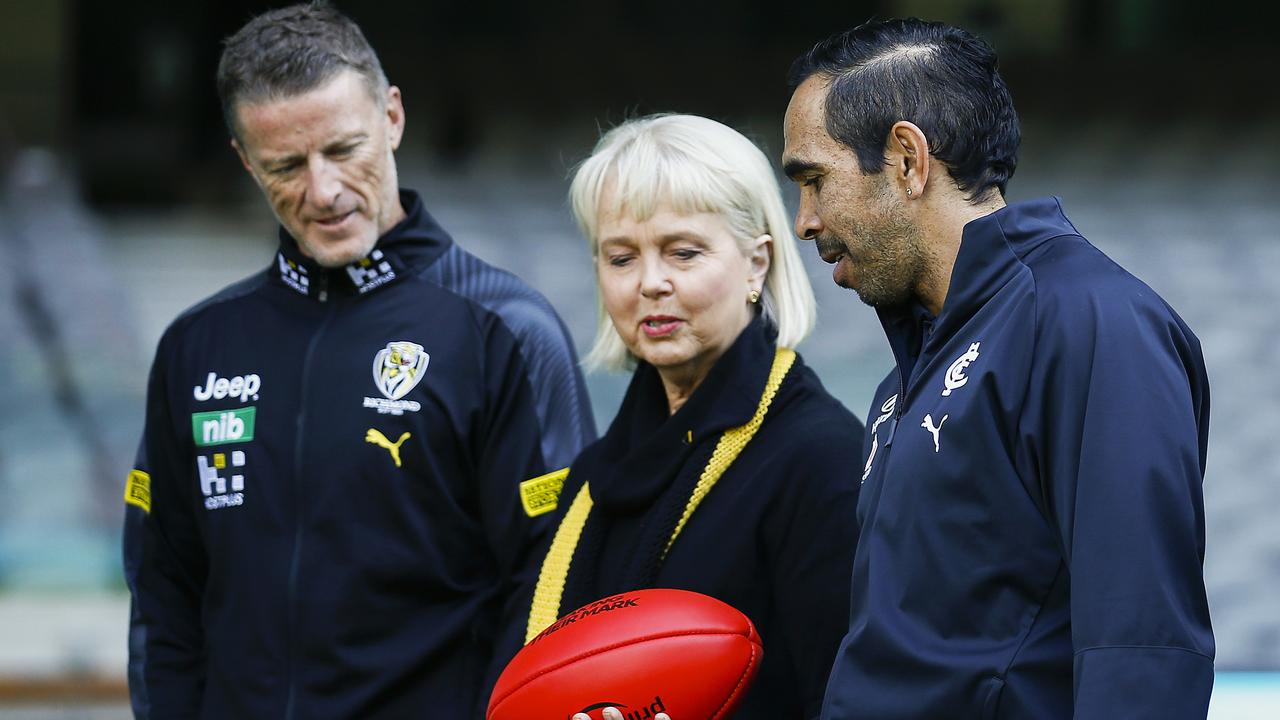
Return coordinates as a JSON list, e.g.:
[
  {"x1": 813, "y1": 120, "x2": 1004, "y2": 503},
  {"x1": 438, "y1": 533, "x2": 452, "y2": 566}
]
[{"x1": 488, "y1": 588, "x2": 763, "y2": 720}]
